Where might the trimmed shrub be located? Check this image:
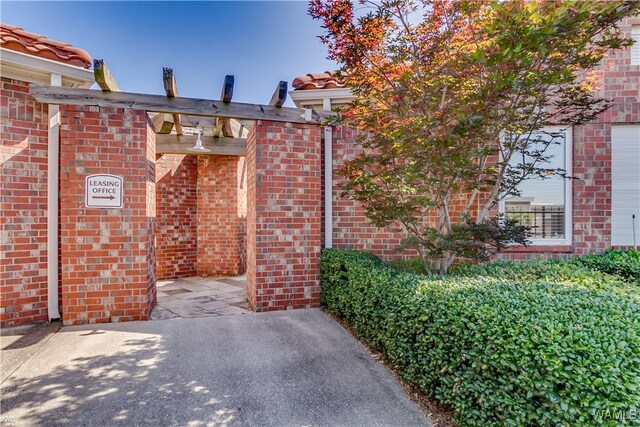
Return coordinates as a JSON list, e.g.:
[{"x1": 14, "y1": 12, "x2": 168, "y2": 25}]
[
  {"x1": 388, "y1": 258, "x2": 427, "y2": 275},
  {"x1": 321, "y1": 248, "x2": 640, "y2": 427},
  {"x1": 394, "y1": 249, "x2": 640, "y2": 283},
  {"x1": 576, "y1": 250, "x2": 640, "y2": 283},
  {"x1": 449, "y1": 258, "x2": 639, "y2": 298}
]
